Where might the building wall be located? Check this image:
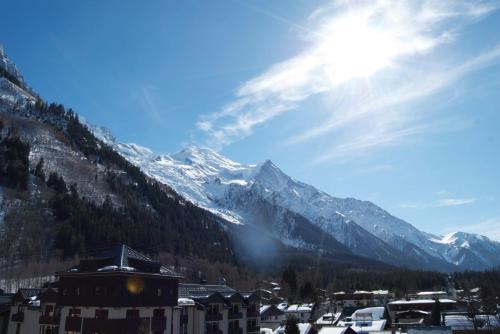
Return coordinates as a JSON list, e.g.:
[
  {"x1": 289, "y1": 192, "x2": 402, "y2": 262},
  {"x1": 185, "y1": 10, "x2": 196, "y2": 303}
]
[
  {"x1": 7, "y1": 305, "x2": 39, "y2": 334},
  {"x1": 58, "y1": 305, "x2": 175, "y2": 334}
]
